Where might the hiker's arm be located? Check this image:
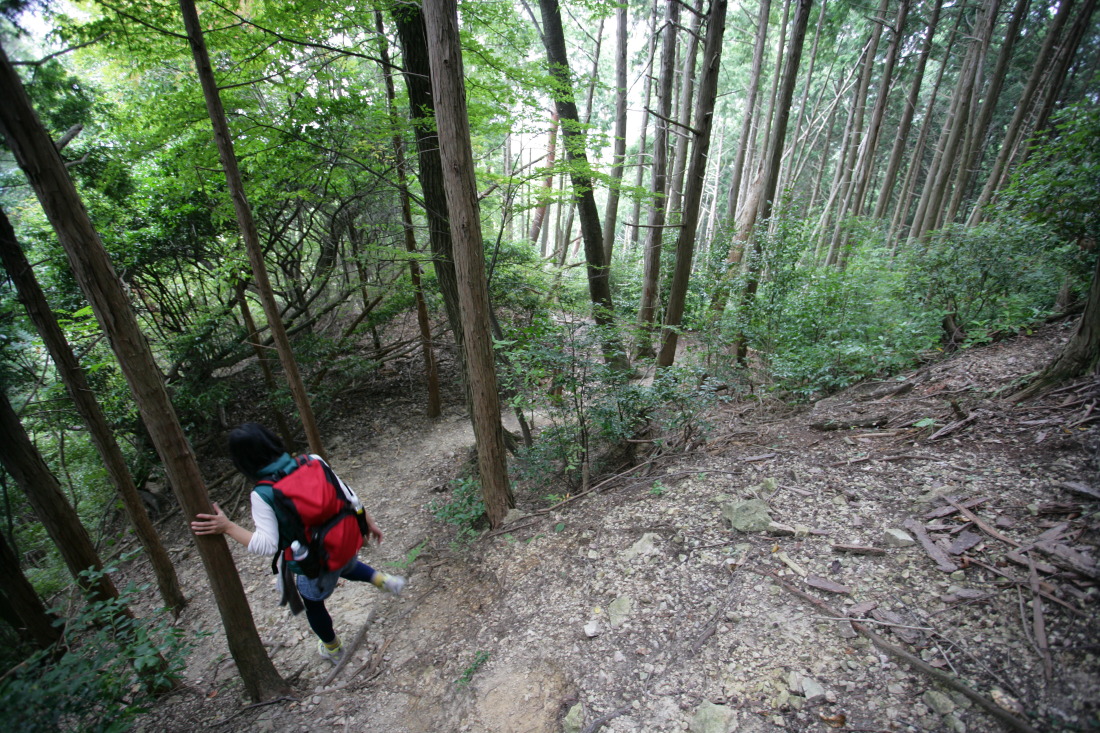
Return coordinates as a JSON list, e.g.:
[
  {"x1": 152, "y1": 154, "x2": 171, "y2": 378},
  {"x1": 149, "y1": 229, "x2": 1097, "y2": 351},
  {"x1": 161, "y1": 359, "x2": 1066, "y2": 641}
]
[
  {"x1": 362, "y1": 510, "x2": 384, "y2": 545},
  {"x1": 191, "y1": 502, "x2": 253, "y2": 547}
]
